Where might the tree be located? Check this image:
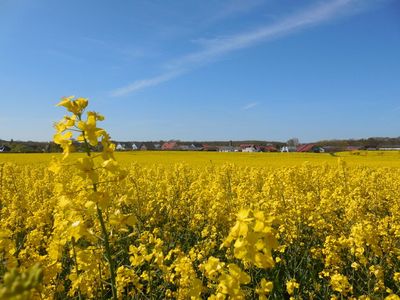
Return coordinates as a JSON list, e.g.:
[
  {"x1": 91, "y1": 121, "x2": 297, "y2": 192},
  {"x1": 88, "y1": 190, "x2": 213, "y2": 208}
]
[{"x1": 287, "y1": 138, "x2": 300, "y2": 147}]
